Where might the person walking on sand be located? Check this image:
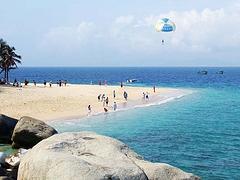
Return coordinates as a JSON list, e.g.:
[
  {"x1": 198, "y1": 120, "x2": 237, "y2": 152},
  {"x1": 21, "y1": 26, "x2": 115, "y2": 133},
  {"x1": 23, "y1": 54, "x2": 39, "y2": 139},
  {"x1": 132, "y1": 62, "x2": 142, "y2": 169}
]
[
  {"x1": 106, "y1": 97, "x2": 109, "y2": 106},
  {"x1": 143, "y1": 92, "x2": 146, "y2": 99},
  {"x1": 98, "y1": 94, "x2": 101, "y2": 102},
  {"x1": 123, "y1": 91, "x2": 128, "y2": 101},
  {"x1": 153, "y1": 86, "x2": 156, "y2": 93},
  {"x1": 113, "y1": 90, "x2": 116, "y2": 99},
  {"x1": 120, "y1": 82, "x2": 123, "y2": 88},
  {"x1": 113, "y1": 102, "x2": 117, "y2": 111},
  {"x1": 101, "y1": 94, "x2": 105, "y2": 102},
  {"x1": 88, "y1": 105, "x2": 92, "y2": 115}
]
